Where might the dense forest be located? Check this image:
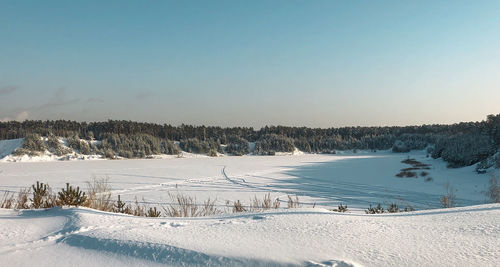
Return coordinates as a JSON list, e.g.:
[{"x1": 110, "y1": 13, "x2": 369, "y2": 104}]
[{"x1": 1, "y1": 114, "x2": 499, "y2": 170}]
